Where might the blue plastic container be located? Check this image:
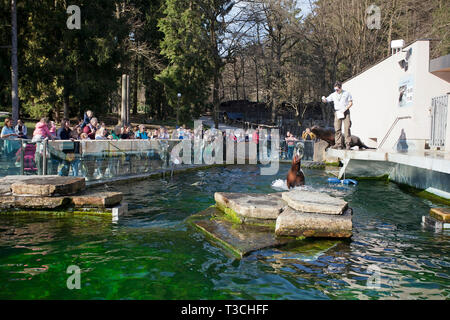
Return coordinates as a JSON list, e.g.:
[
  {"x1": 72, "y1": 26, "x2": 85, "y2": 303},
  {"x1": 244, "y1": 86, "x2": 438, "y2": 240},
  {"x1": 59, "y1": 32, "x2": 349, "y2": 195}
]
[
  {"x1": 342, "y1": 179, "x2": 358, "y2": 185},
  {"x1": 327, "y1": 177, "x2": 341, "y2": 184}
]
